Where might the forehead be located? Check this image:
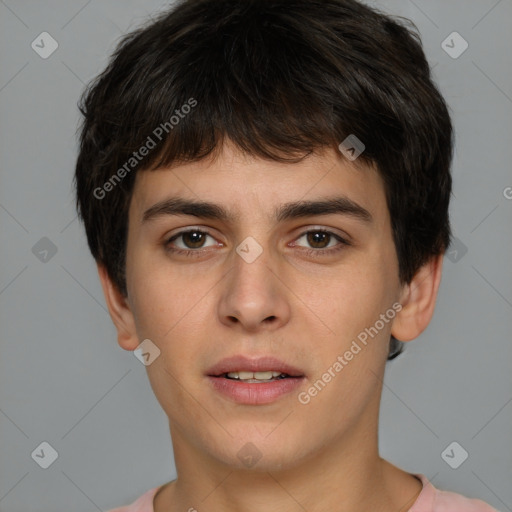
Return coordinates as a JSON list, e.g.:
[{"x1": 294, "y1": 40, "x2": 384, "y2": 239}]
[{"x1": 129, "y1": 142, "x2": 388, "y2": 226}]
